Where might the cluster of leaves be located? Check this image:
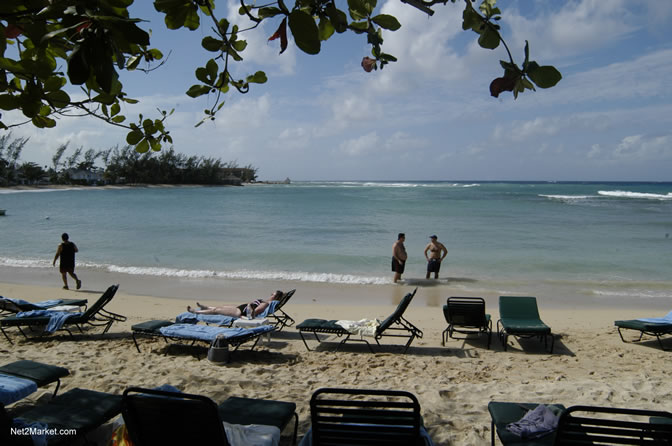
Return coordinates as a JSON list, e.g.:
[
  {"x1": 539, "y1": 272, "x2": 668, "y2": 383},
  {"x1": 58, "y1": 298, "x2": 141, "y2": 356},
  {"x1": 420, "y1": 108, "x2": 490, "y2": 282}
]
[
  {"x1": 0, "y1": 0, "x2": 171, "y2": 151},
  {"x1": 0, "y1": 0, "x2": 562, "y2": 156},
  {"x1": 461, "y1": 0, "x2": 561, "y2": 97}
]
